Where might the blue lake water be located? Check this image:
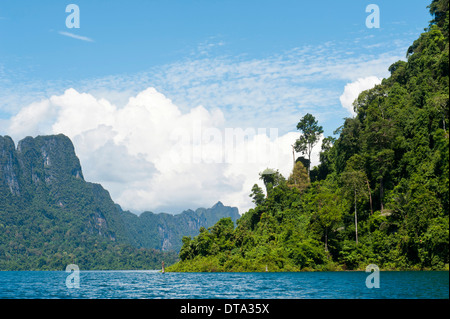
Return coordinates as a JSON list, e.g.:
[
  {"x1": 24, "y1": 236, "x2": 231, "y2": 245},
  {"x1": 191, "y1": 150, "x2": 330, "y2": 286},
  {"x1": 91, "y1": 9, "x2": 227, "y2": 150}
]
[{"x1": 0, "y1": 271, "x2": 448, "y2": 299}]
